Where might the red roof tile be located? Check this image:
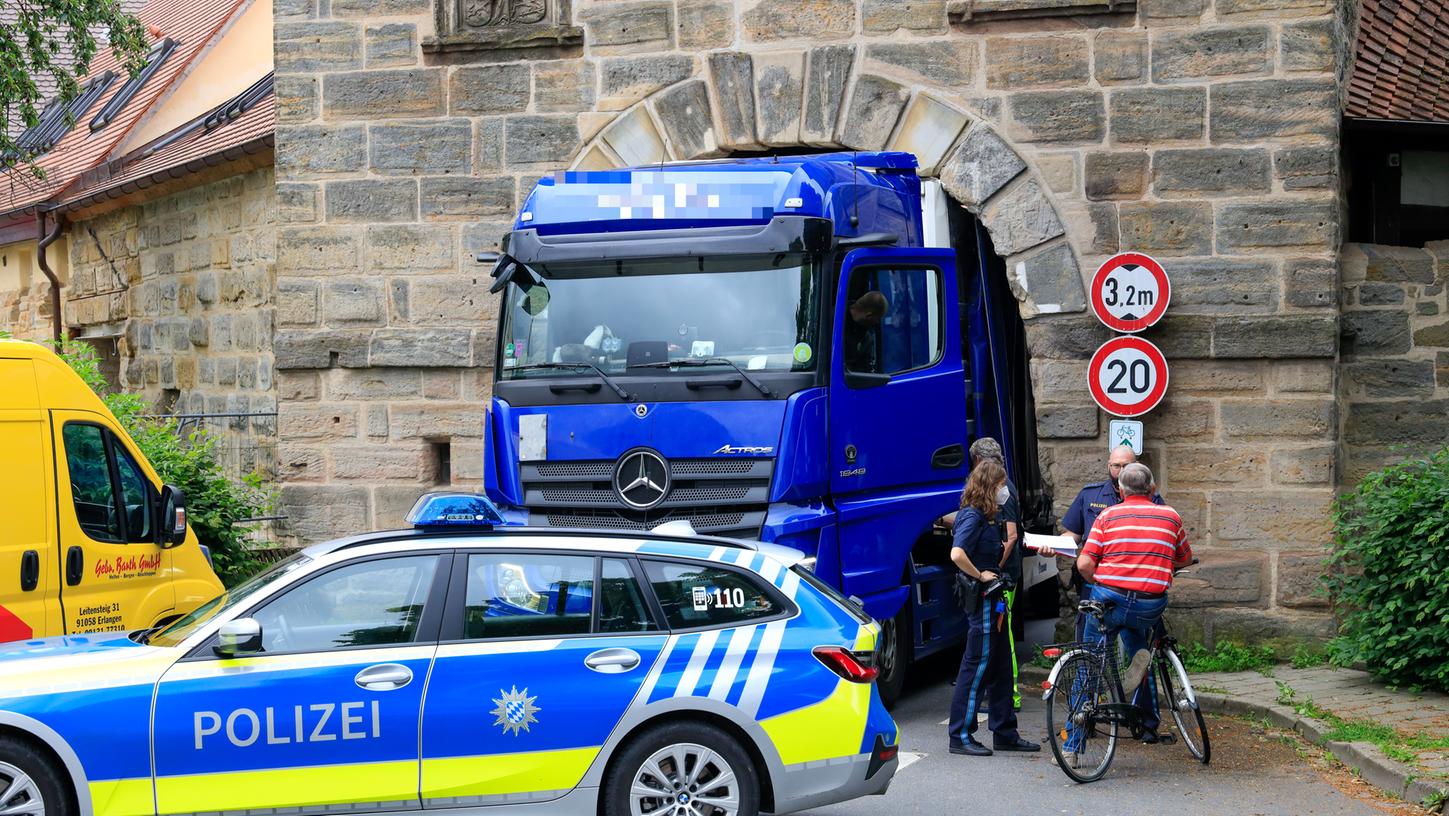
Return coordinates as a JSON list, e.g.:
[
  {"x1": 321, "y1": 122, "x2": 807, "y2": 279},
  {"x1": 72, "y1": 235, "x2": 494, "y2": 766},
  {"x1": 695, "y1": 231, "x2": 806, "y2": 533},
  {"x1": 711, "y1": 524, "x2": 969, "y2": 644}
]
[
  {"x1": 1346, "y1": 0, "x2": 1449, "y2": 122},
  {"x1": 0, "y1": 0, "x2": 249, "y2": 215}
]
